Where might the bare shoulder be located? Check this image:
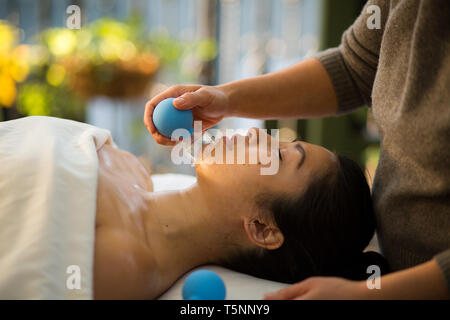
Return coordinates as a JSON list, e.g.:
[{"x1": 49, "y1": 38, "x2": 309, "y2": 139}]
[
  {"x1": 93, "y1": 226, "x2": 160, "y2": 299},
  {"x1": 94, "y1": 144, "x2": 159, "y2": 299},
  {"x1": 137, "y1": 155, "x2": 154, "y2": 192},
  {"x1": 97, "y1": 143, "x2": 154, "y2": 193}
]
